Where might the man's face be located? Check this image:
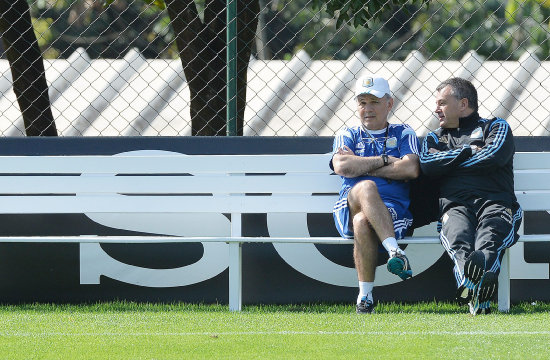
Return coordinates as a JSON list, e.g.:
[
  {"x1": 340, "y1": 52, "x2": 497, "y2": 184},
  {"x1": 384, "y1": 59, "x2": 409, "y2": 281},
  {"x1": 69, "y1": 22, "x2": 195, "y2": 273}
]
[
  {"x1": 356, "y1": 93, "x2": 393, "y2": 130},
  {"x1": 435, "y1": 85, "x2": 464, "y2": 129}
]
